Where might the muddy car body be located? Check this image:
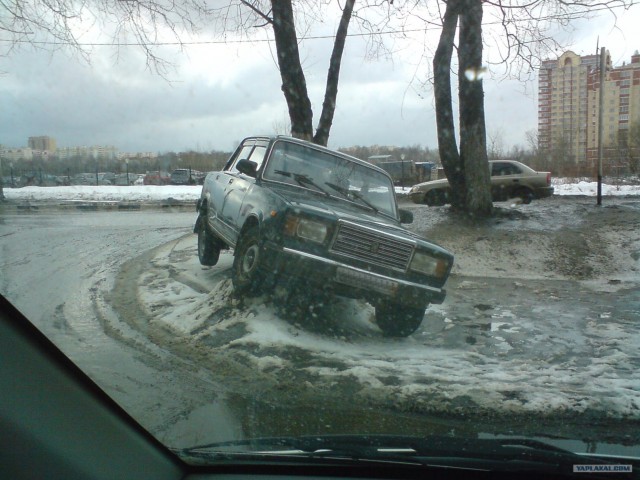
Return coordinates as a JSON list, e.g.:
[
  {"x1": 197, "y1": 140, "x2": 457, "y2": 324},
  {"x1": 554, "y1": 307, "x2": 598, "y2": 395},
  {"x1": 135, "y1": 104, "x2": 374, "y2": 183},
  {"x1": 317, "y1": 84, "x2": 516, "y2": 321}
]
[
  {"x1": 409, "y1": 160, "x2": 554, "y2": 206},
  {"x1": 194, "y1": 136, "x2": 454, "y2": 337}
]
